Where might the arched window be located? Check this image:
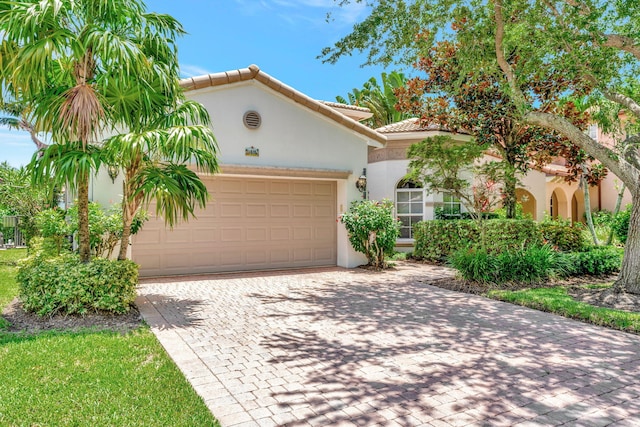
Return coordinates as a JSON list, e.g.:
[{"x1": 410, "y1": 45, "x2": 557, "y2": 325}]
[{"x1": 396, "y1": 180, "x2": 423, "y2": 239}]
